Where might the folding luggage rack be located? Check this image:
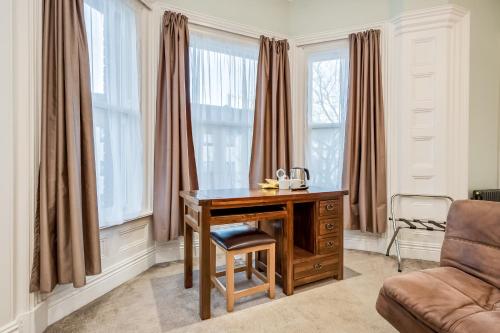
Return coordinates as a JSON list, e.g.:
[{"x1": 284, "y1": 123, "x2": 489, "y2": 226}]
[{"x1": 386, "y1": 193, "x2": 454, "y2": 272}]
